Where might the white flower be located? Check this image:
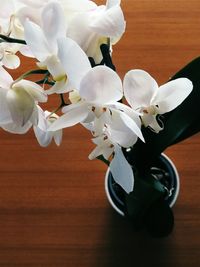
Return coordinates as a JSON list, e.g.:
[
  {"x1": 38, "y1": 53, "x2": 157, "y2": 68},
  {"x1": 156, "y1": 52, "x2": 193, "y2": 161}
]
[
  {"x1": 109, "y1": 145, "x2": 134, "y2": 194},
  {"x1": 33, "y1": 106, "x2": 62, "y2": 147},
  {"x1": 49, "y1": 65, "x2": 143, "y2": 148},
  {"x1": 0, "y1": 43, "x2": 21, "y2": 69},
  {"x1": 123, "y1": 69, "x2": 193, "y2": 133},
  {"x1": 48, "y1": 65, "x2": 123, "y2": 129},
  {"x1": 84, "y1": 123, "x2": 135, "y2": 194},
  {"x1": 87, "y1": 109, "x2": 141, "y2": 160},
  {"x1": 0, "y1": 66, "x2": 47, "y2": 128},
  {"x1": 88, "y1": 133, "x2": 115, "y2": 161},
  {"x1": 67, "y1": 0, "x2": 126, "y2": 63},
  {"x1": 20, "y1": 0, "x2": 125, "y2": 64},
  {"x1": 0, "y1": 1, "x2": 25, "y2": 68},
  {"x1": 23, "y1": 1, "x2": 68, "y2": 92}
]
